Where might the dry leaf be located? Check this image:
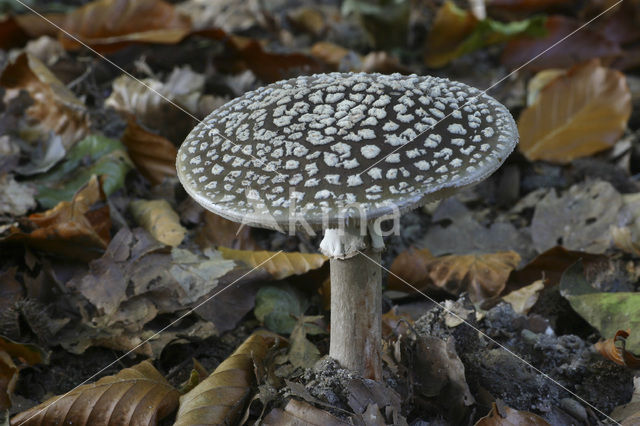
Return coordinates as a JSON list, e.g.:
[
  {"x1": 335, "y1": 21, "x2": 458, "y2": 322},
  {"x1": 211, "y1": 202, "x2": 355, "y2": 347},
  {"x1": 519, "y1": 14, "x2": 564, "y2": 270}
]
[
  {"x1": 518, "y1": 60, "x2": 631, "y2": 163},
  {"x1": 10, "y1": 360, "x2": 179, "y2": 425},
  {"x1": 595, "y1": 330, "x2": 640, "y2": 369},
  {"x1": 219, "y1": 247, "x2": 327, "y2": 280},
  {"x1": 175, "y1": 330, "x2": 284, "y2": 426},
  {"x1": 310, "y1": 41, "x2": 352, "y2": 70},
  {"x1": 382, "y1": 306, "x2": 413, "y2": 338},
  {"x1": 1, "y1": 175, "x2": 110, "y2": 262},
  {"x1": 388, "y1": 248, "x2": 521, "y2": 304},
  {"x1": 121, "y1": 116, "x2": 177, "y2": 185},
  {"x1": 502, "y1": 280, "x2": 544, "y2": 315},
  {"x1": 424, "y1": 1, "x2": 477, "y2": 68},
  {"x1": 475, "y1": 402, "x2": 550, "y2": 425},
  {"x1": 59, "y1": 0, "x2": 192, "y2": 53},
  {"x1": 263, "y1": 399, "x2": 348, "y2": 425},
  {"x1": 196, "y1": 211, "x2": 257, "y2": 250},
  {"x1": 0, "y1": 350, "x2": 17, "y2": 411},
  {"x1": 130, "y1": 199, "x2": 186, "y2": 247},
  {"x1": 502, "y1": 15, "x2": 621, "y2": 72},
  {"x1": 0, "y1": 53, "x2": 89, "y2": 149}
]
